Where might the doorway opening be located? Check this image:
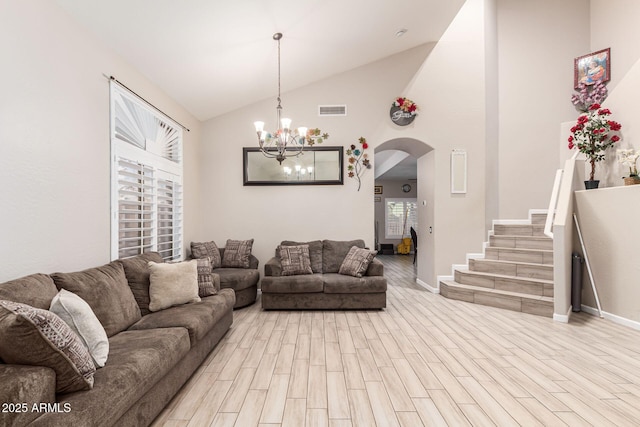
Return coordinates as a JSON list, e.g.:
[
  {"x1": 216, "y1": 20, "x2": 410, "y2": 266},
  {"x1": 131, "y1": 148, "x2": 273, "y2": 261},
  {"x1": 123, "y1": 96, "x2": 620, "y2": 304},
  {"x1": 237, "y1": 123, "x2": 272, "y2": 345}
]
[{"x1": 374, "y1": 137, "x2": 433, "y2": 281}]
